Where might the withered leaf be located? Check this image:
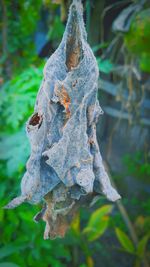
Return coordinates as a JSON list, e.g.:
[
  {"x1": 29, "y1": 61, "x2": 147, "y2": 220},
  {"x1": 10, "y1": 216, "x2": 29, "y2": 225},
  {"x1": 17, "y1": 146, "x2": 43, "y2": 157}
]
[{"x1": 5, "y1": 0, "x2": 120, "y2": 239}]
